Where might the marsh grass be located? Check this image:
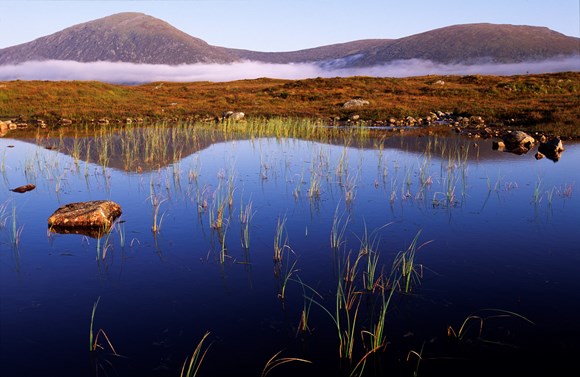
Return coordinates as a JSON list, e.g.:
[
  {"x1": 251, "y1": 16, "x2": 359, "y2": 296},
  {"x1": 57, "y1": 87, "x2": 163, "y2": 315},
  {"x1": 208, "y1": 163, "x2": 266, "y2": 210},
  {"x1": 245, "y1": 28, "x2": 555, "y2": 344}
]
[
  {"x1": 532, "y1": 176, "x2": 543, "y2": 204},
  {"x1": 0, "y1": 199, "x2": 9, "y2": 229},
  {"x1": 447, "y1": 308, "x2": 535, "y2": 344},
  {"x1": 273, "y1": 215, "x2": 289, "y2": 264},
  {"x1": 10, "y1": 203, "x2": 24, "y2": 248},
  {"x1": 278, "y1": 251, "x2": 299, "y2": 301},
  {"x1": 89, "y1": 296, "x2": 119, "y2": 356},
  {"x1": 307, "y1": 268, "x2": 362, "y2": 362},
  {"x1": 239, "y1": 196, "x2": 254, "y2": 250},
  {"x1": 294, "y1": 276, "x2": 321, "y2": 335},
  {"x1": 390, "y1": 229, "x2": 433, "y2": 293},
  {"x1": 261, "y1": 350, "x2": 312, "y2": 377},
  {"x1": 209, "y1": 183, "x2": 227, "y2": 230},
  {"x1": 180, "y1": 331, "x2": 212, "y2": 377},
  {"x1": 330, "y1": 204, "x2": 349, "y2": 251},
  {"x1": 150, "y1": 194, "x2": 167, "y2": 233}
]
